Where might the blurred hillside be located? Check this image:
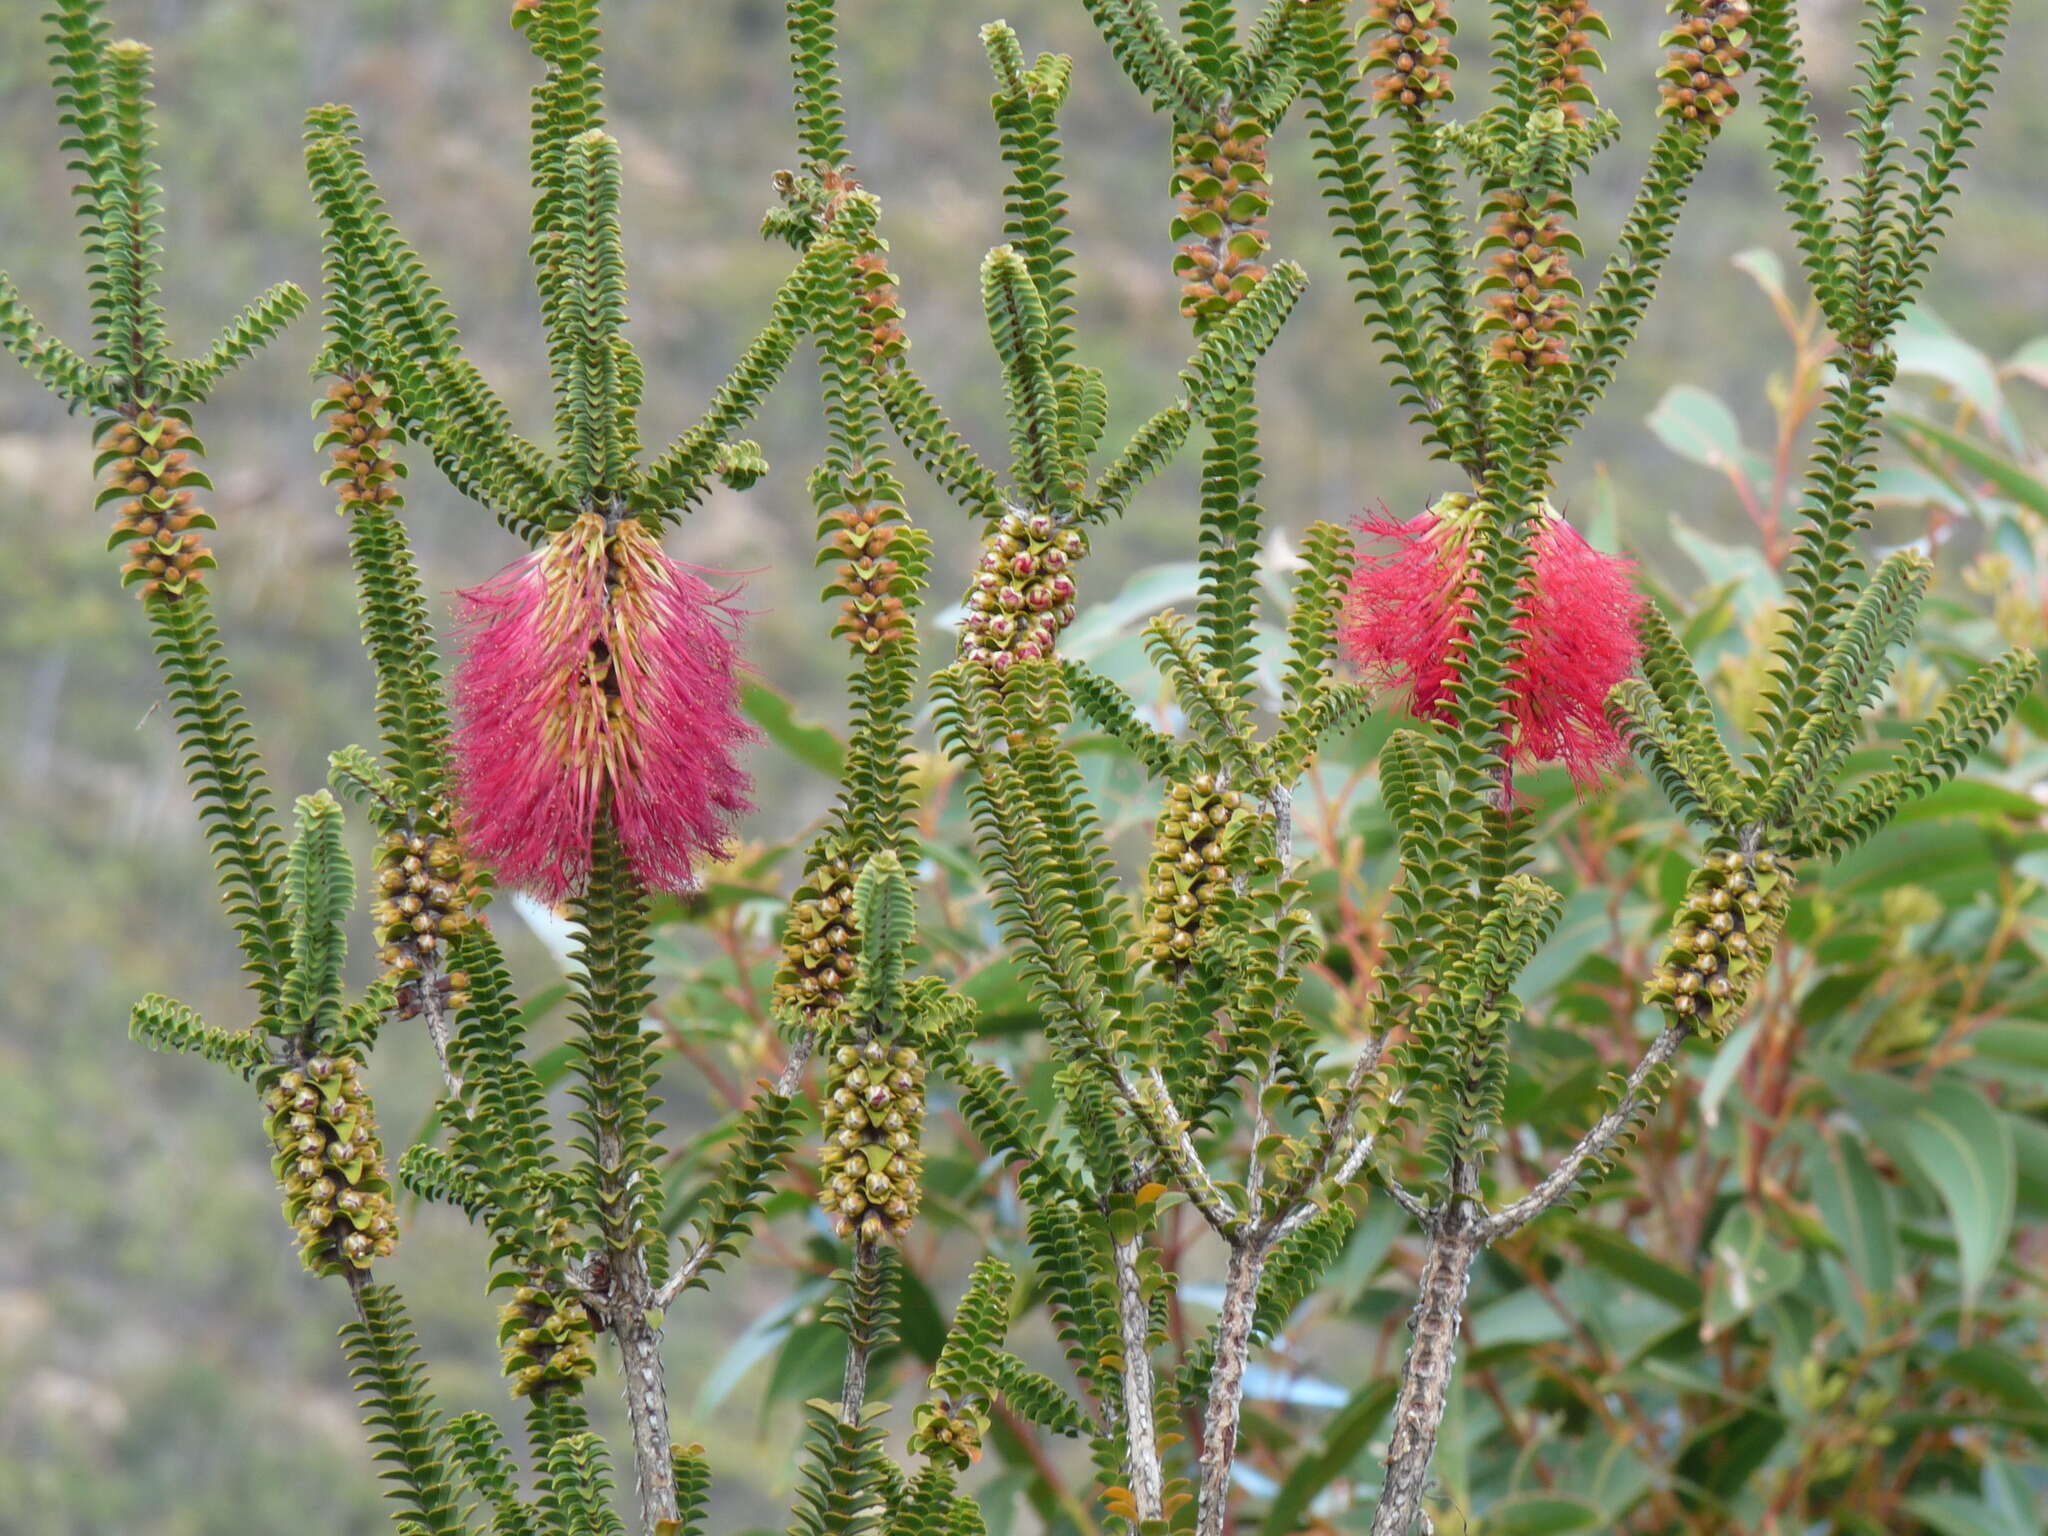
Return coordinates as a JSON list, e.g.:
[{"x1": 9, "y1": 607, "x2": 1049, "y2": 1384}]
[{"x1": 1, "y1": 2, "x2": 2044, "y2": 1531}]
